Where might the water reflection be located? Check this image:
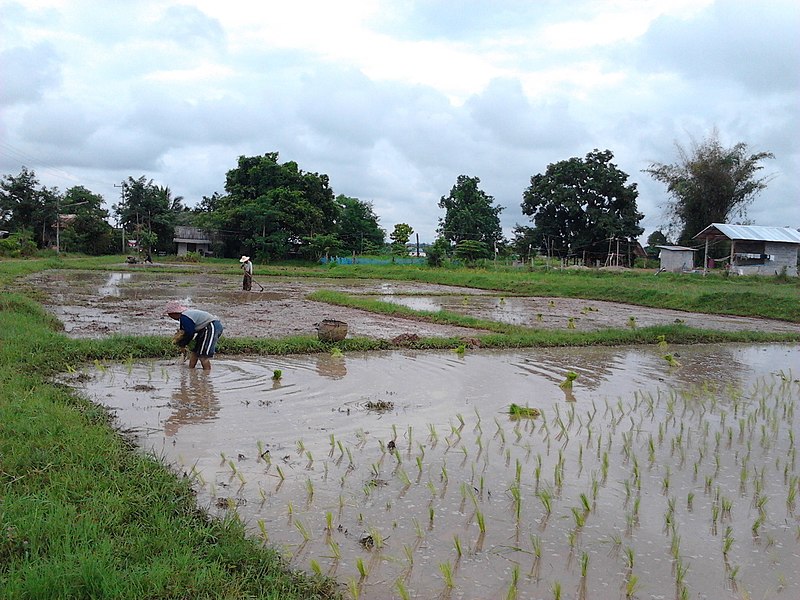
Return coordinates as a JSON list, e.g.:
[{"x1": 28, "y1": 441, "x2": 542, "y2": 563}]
[
  {"x1": 164, "y1": 369, "x2": 220, "y2": 436},
  {"x1": 315, "y1": 354, "x2": 347, "y2": 379},
  {"x1": 98, "y1": 272, "x2": 132, "y2": 296}
]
